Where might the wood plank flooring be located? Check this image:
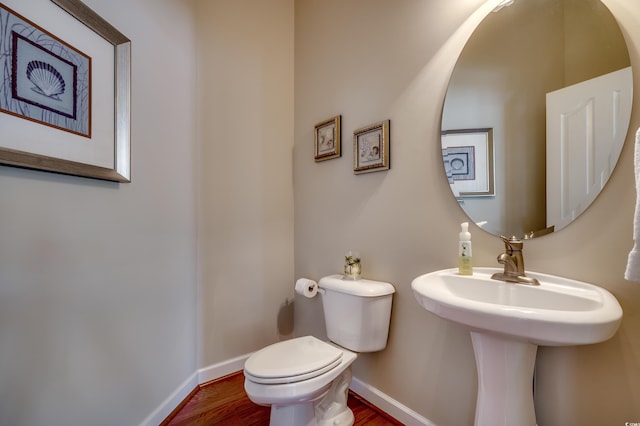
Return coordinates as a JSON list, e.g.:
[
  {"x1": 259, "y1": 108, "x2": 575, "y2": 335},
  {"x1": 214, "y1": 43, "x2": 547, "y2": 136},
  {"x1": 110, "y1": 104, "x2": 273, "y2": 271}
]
[{"x1": 162, "y1": 371, "x2": 403, "y2": 425}]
